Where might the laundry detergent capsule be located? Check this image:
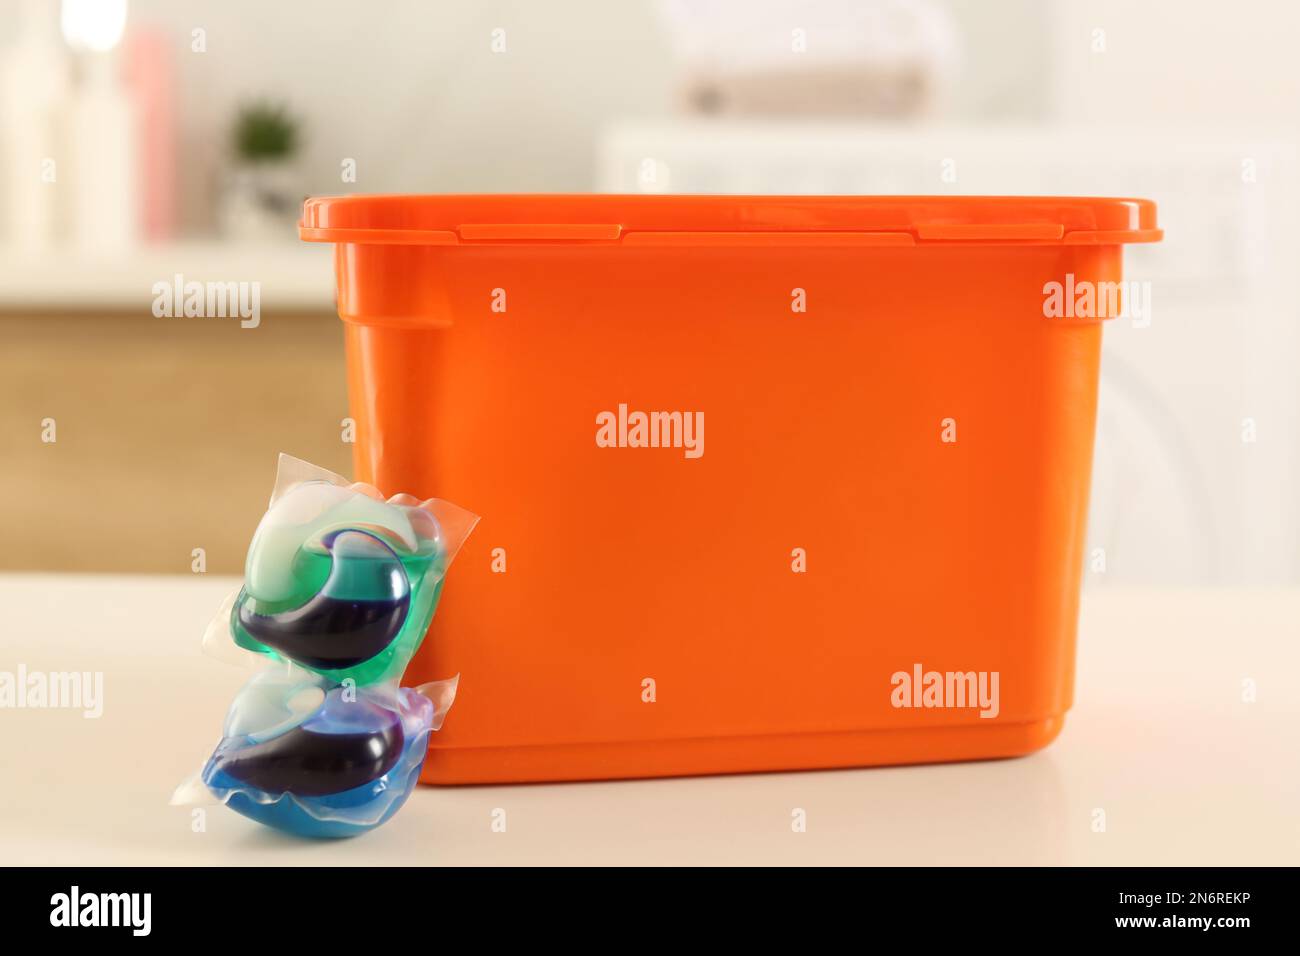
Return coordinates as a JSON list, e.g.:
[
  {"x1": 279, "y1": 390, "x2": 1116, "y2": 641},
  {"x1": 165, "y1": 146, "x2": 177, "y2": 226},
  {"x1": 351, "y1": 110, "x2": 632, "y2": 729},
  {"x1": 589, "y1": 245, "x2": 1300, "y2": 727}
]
[
  {"x1": 173, "y1": 454, "x2": 477, "y2": 839},
  {"x1": 202, "y1": 680, "x2": 434, "y2": 839}
]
